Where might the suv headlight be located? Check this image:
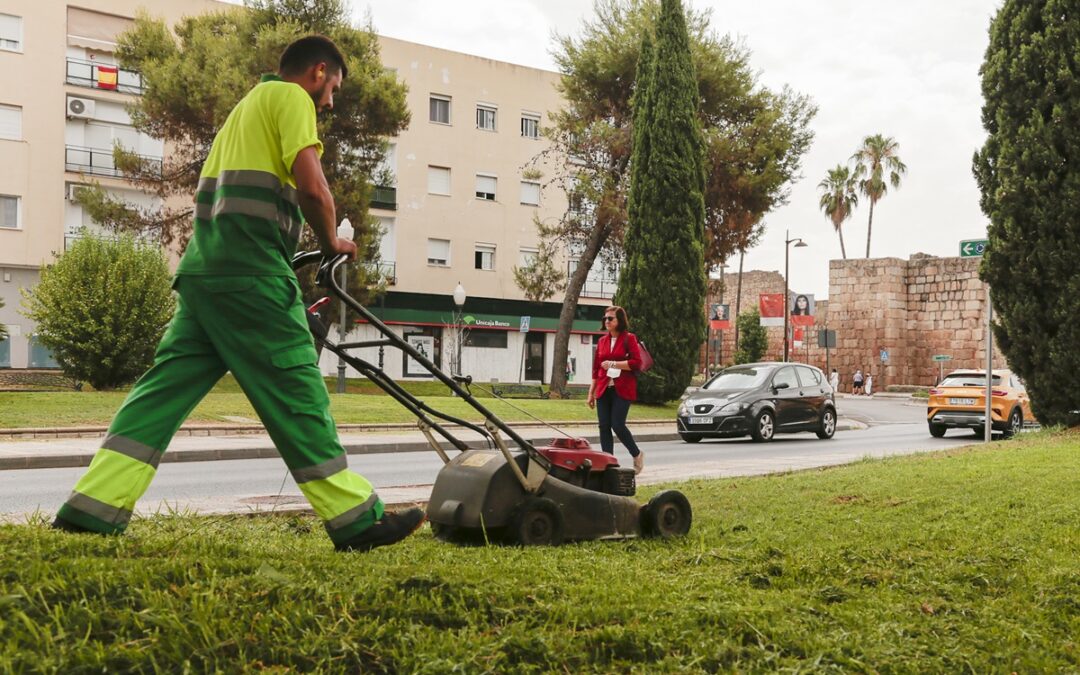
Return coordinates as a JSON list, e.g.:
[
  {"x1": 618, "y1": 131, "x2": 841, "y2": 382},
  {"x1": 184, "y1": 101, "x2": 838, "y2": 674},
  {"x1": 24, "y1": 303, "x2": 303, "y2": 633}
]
[
  {"x1": 678, "y1": 402, "x2": 690, "y2": 416},
  {"x1": 718, "y1": 401, "x2": 748, "y2": 415}
]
